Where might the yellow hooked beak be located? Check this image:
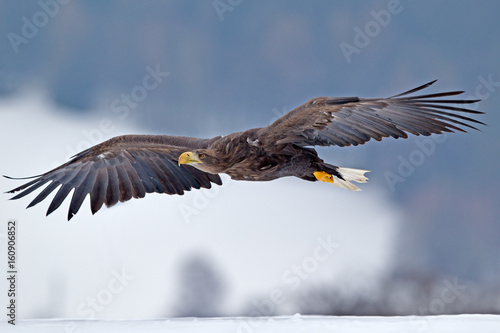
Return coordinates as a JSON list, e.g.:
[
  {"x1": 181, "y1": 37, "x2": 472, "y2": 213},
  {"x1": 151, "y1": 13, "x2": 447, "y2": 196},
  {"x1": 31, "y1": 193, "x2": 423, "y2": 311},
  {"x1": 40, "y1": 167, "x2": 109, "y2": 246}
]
[{"x1": 178, "y1": 152, "x2": 202, "y2": 166}]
